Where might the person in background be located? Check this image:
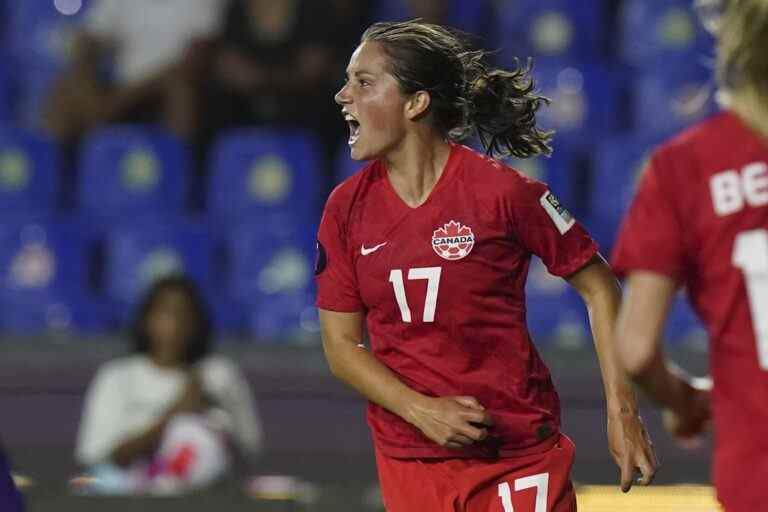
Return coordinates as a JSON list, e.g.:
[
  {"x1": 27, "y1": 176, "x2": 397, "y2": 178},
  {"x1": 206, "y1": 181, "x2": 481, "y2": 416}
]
[
  {"x1": 75, "y1": 275, "x2": 262, "y2": 494},
  {"x1": 204, "y1": 0, "x2": 371, "y2": 189},
  {"x1": 43, "y1": 0, "x2": 223, "y2": 146},
  {"x1": 611, "y1": 1, "x2": 768, "y2": 510}
]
